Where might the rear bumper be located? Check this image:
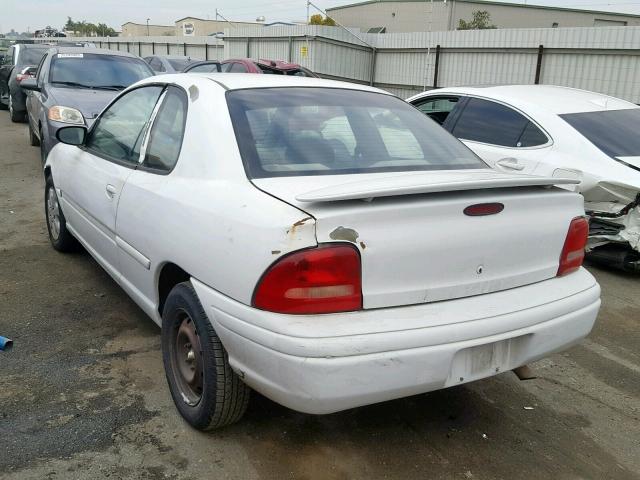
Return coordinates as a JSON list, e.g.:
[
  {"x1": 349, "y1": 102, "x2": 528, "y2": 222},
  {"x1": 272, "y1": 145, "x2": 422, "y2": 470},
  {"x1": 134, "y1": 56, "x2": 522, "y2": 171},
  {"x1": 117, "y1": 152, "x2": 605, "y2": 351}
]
[{"x1": 192, "y1": 269, "x2": 600, "y2": 414}]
